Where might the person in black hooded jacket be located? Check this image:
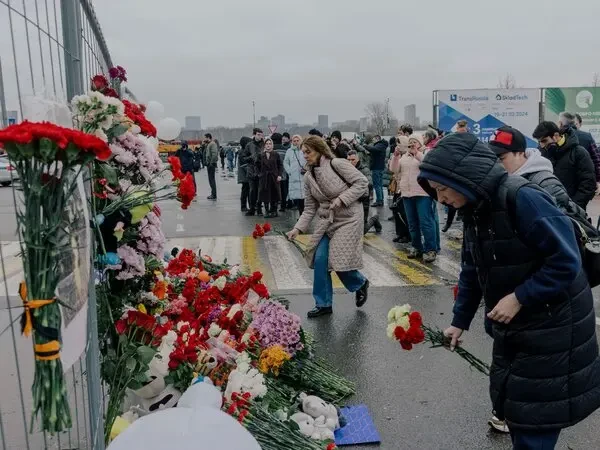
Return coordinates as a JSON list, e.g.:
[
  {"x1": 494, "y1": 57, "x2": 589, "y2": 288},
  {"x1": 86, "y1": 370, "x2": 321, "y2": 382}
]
[
  {"x1": 532, "y1": 122, "x2": 595, "y2": 210},
  {"x1": 417, "y1": 132, "x2": 600, "y2": 449}
]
